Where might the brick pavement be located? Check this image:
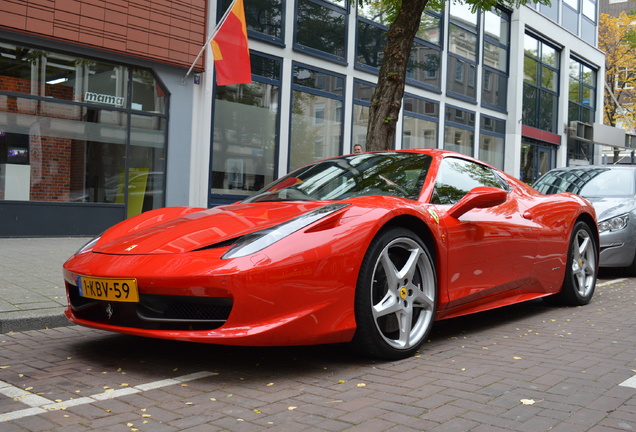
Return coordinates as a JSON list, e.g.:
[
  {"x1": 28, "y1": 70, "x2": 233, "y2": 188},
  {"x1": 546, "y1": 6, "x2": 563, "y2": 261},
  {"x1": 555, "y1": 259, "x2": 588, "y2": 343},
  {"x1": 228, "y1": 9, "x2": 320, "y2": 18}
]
[{"x1": 0, "y1": 277, "x2": 635, "y2": 431}]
